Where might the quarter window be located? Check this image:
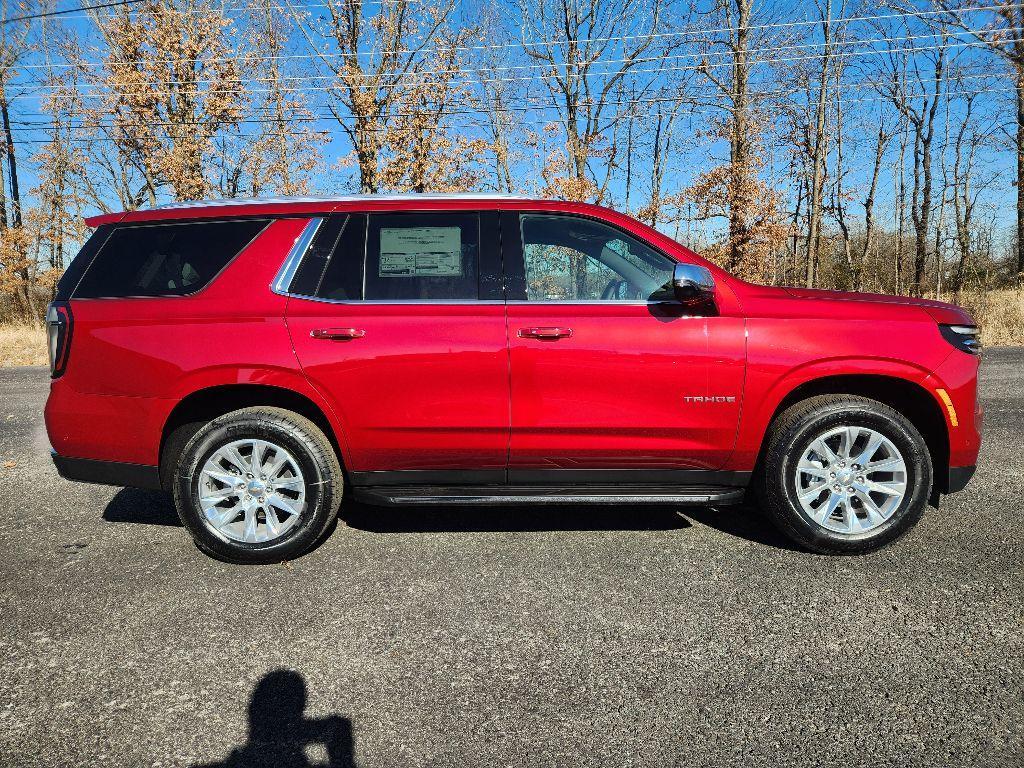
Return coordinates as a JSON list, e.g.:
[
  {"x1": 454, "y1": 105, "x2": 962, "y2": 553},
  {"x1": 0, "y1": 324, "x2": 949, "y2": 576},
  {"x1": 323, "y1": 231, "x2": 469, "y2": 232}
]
[
  {"x1": 73, "y1": 219, "x2": 268, "y2": 299},
  {"x1": 520, "y1": 214, "x2": 675, "y2": 302}
]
